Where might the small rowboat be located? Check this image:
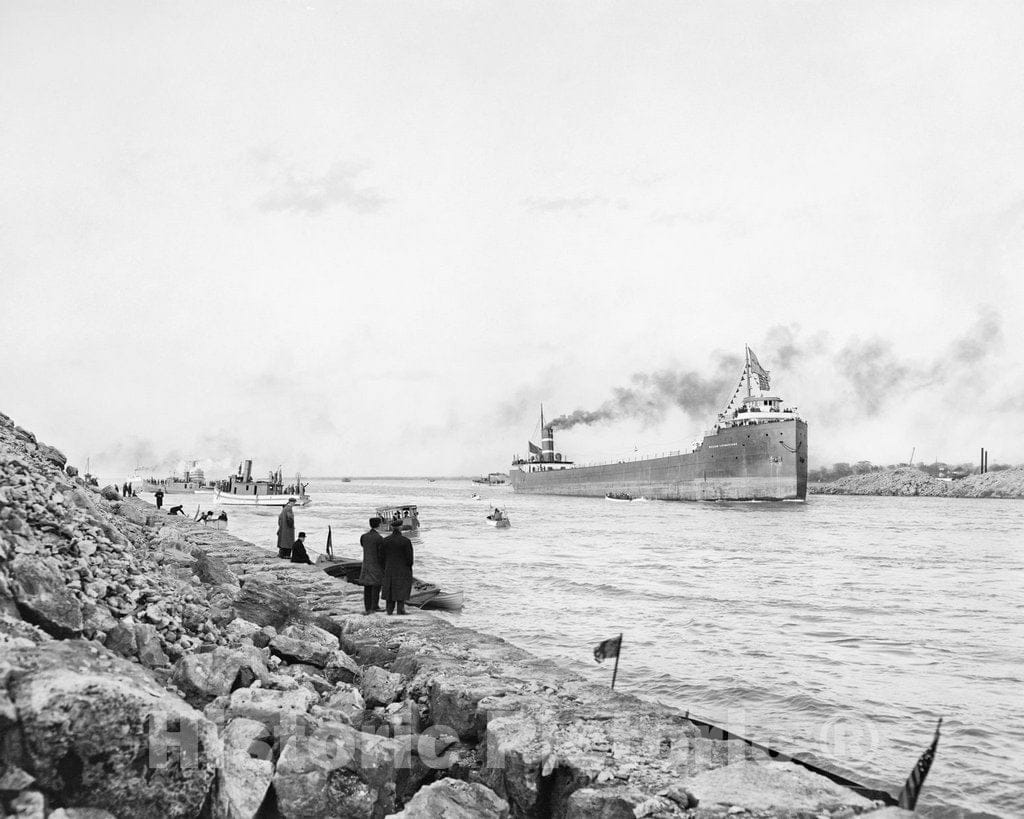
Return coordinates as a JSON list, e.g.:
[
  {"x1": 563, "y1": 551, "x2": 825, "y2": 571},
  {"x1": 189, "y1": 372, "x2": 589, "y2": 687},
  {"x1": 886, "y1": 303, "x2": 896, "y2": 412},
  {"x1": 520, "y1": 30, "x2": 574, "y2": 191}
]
[
  {"x1": 422, "y1": 590, "x2": 464, "y2": 610},
  {"x1": 319, "y1": 557, "x2": 462, "y2": 609},
  {"x1": 605, "y1": 492, "x2": 633, "y2": 502},
  {"x1": 486, "y1": 516, "x2": 511, "y2": 528}
]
